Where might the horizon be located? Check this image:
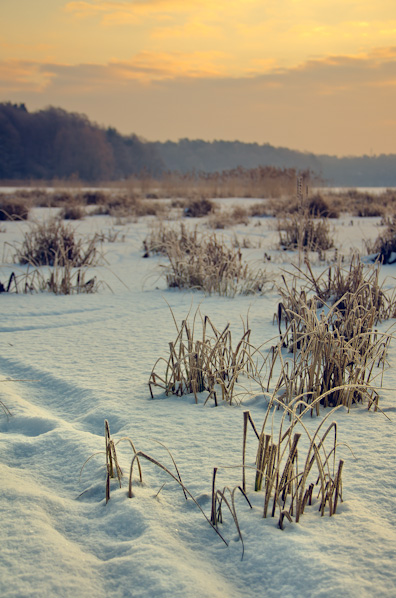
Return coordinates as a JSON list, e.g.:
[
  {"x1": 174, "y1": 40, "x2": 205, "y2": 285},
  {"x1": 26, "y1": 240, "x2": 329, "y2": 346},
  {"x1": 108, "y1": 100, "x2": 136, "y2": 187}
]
[
  {"x1": 6, "y1": 100, "x2": 396, "y2": 160},
  {"x1": 1, "y1": 1, "x2": 396, "y2": 157}
]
